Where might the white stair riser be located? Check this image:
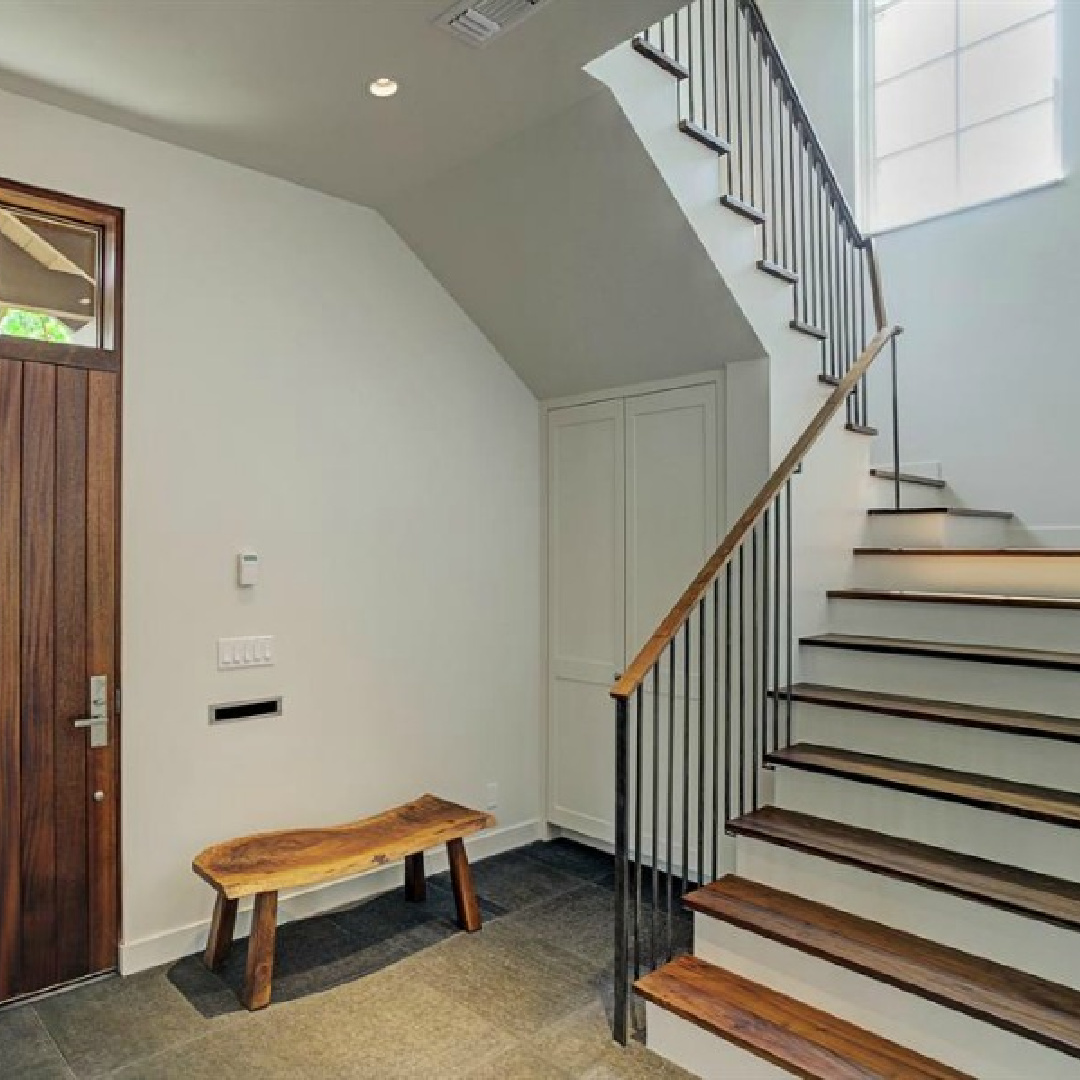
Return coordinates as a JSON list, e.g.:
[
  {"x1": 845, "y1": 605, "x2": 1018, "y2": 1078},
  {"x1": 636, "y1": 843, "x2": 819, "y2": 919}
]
[
  {"x1": 791, "y1": 703, "x2": 1080, "y2": 794},
  {"x1": 828, "y1": 596, "x2": 1080, "y2": 652},
  {"x1": 774, "y1": 767, "x2": 1080, "y2": 883},
  {"x1": 801, "y1": 645, "x2": 1080, "y2": 717},
  {"x1": 864, "y1": 513, "x2": 1010, "y2": 549},
  {"x1": 645, "y1": 1002, "x2": 795, "y2": 1080},
  {"x1": 736, "y1": 838, "x2": 1080, "y2": 990},
  {"x1": 868, "y1": 480, "x2": 947, "y2": 509},
  {"x1": 693, "y1": 917, "x2": 1077, "y2": 1079},
  {"x1": 851, "y1": 553, "x2": 1080, "y2": 596}
]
